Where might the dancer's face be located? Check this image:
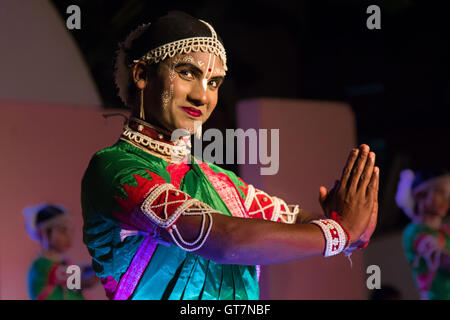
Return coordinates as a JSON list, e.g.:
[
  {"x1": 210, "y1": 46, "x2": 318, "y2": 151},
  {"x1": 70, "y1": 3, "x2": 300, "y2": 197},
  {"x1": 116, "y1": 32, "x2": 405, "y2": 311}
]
[
  {"x1": 417, "y1": 177, "x2": 450, "y2": 218},
  {"x1": 134, "y1": 52, "x2": 226, "y2": 134},
  {"x1": 42, "y1": 218, "x2": 73, "y2": 253}
]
